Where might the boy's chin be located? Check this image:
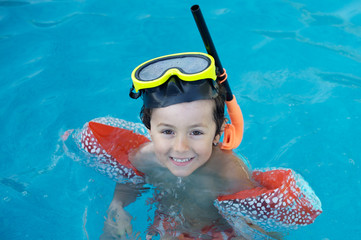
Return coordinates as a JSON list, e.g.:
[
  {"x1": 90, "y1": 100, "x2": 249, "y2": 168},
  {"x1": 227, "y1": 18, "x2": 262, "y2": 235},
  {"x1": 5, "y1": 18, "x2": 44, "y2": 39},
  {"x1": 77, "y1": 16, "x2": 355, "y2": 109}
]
[{"x1": 168, "y1": 168, "x2": 194, "y2": 178}]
